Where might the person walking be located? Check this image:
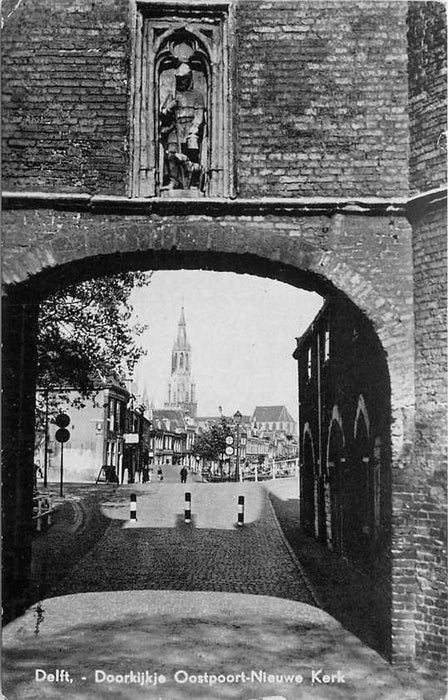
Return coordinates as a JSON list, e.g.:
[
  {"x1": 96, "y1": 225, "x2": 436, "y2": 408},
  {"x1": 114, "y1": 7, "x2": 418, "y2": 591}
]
[
  {"x1": 157, "y1": 466, "x2": 164, "y2": 482},
  {"x1": 180, "y1": 466, "x2": 188, "y2": 483}
]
